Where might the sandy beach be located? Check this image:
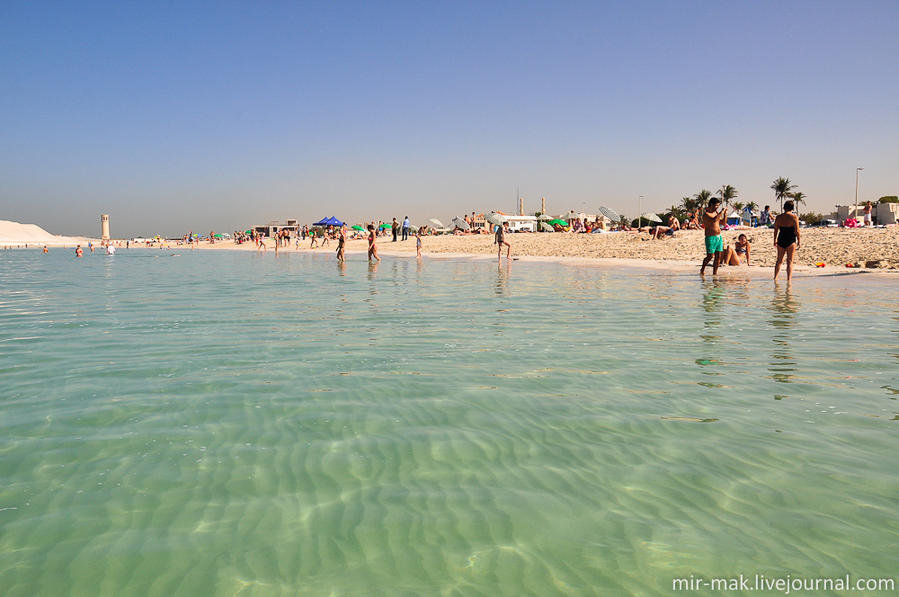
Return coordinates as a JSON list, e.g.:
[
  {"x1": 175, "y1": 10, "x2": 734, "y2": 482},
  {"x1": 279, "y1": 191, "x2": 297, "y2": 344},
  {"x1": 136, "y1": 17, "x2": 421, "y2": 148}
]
[
  {"x1": 5, "y1": 219, "x2": 897, "y2": 272},
  {"x1": 190, "y1": 227, "x2": 899, "y2": 271}
]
